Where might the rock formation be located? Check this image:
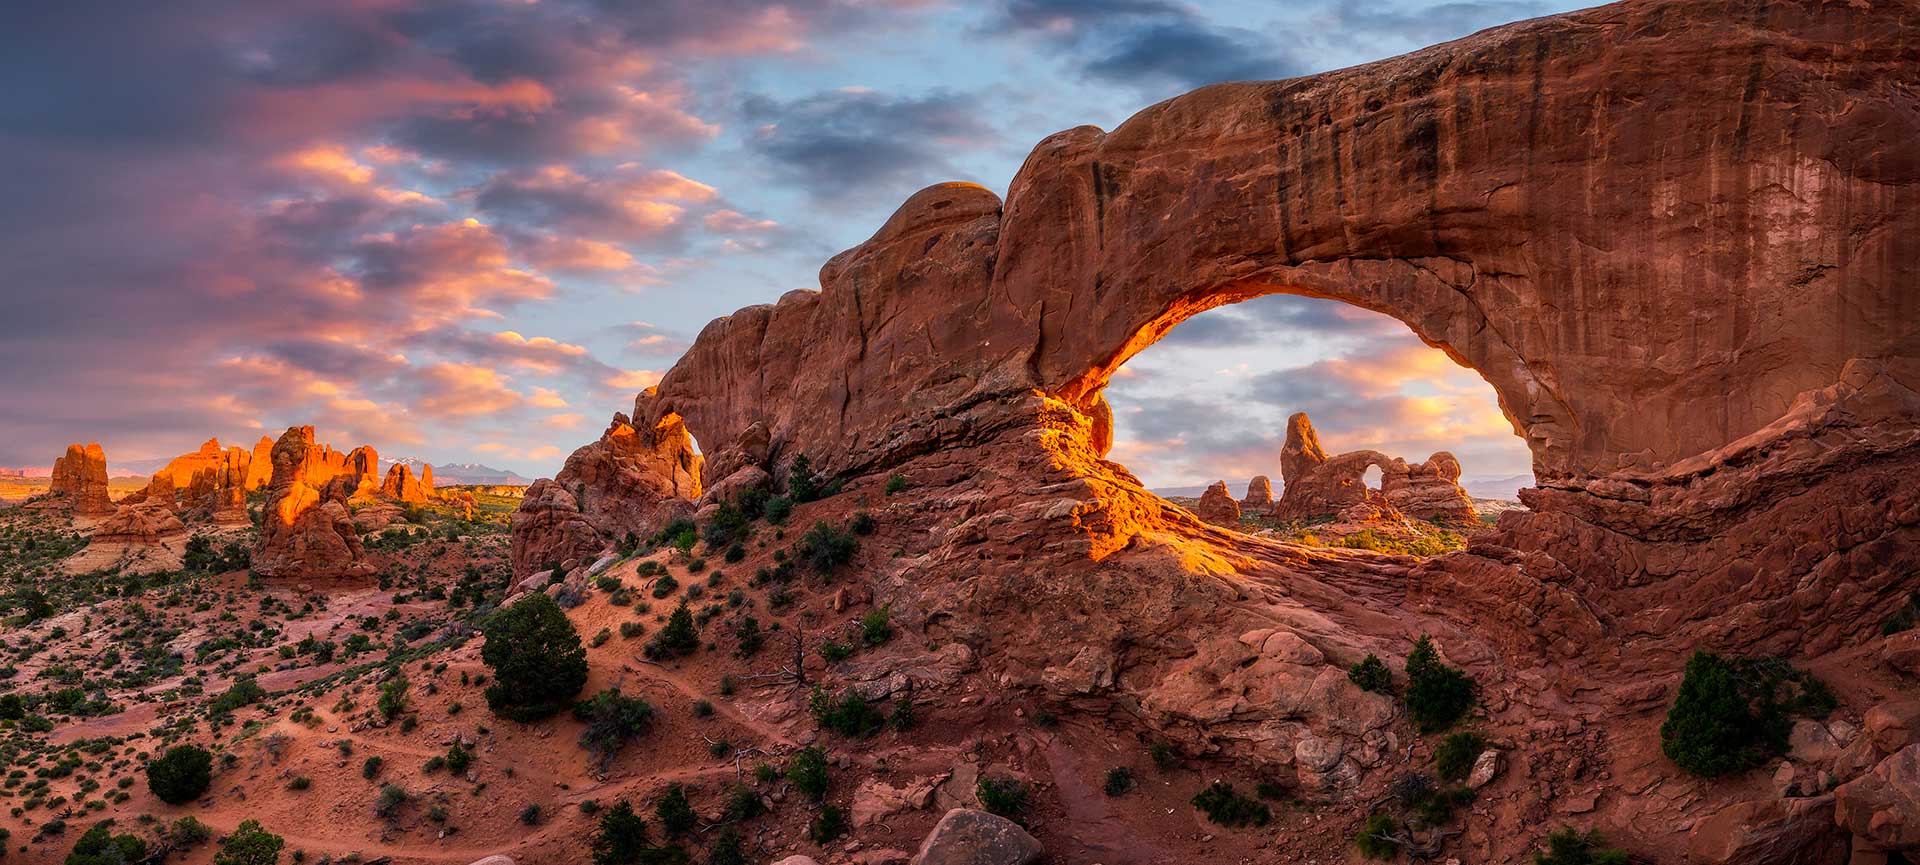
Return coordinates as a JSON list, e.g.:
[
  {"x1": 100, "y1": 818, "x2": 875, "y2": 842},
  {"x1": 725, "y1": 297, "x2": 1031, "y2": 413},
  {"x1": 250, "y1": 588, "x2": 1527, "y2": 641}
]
[
  {"x1": 345, "y1": 445, "x2": 379, "y2": 495},
  {"x1": 1192, "y1": 480, "x2": 1240, "y2": 527},
  {"x1": 382, "y1": 463, "x2": 430, "y2": 503},
  {"x1": 515, "y1": 1, "x2": 1920, "y2": 860},
  {"x1": 1242, "y1": 475, "x2": 1273, "y2": 510},
  {"x1": 244, "y1": 435, "x2": 273, "y2": 489},
  {"x1": 509, "y1": 411, "x2": 702, "y2": 575},
  {"x1": 420, "y1": 464, "x2": 435, "y2": 498},
  {"x1": 64, "y1": 501, "x2": 187, "y2": 574},
  {"x1": 1271, "y1": 413, "x2": 1475, "y2": 524},
  {"x1": 28, "y1": 443, "x2": 114, "y2": 516},
  {"x1": 143, "y1": 437, "x2": 256, "y2": 522},
  {"x1": 252, "y1": 426, "x2": 374, "y2": 581}
]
